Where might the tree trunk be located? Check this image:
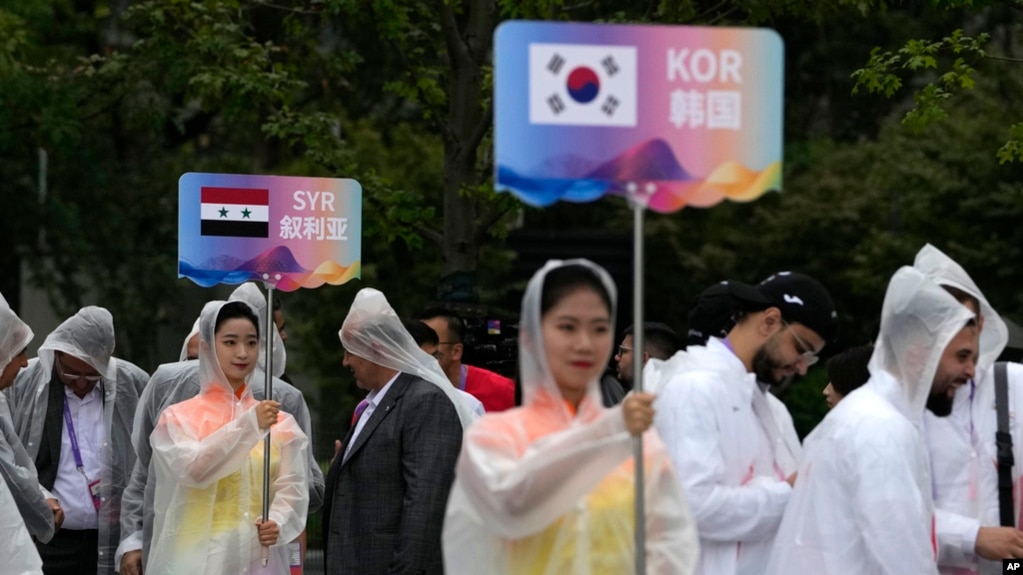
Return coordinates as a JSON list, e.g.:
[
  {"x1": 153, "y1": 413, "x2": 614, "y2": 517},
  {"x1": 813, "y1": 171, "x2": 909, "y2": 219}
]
[{"x1": 438, "y1": 0, "x2": 496, "y2": 301}]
